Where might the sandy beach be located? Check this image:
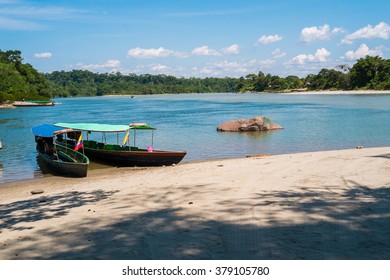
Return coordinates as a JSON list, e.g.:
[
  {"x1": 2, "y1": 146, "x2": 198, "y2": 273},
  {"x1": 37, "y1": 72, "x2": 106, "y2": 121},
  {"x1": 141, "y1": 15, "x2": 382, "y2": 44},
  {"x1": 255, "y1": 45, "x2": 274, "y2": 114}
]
[
  {"x1": 281, "y1": 90, "x2": 390, "y2": 95},
  {"x1": 0, "y1": 147, "x2": 389, "y2": 259},
  {"x1": 280, "y1": 90, "x2": 390, "y2": 95}
]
